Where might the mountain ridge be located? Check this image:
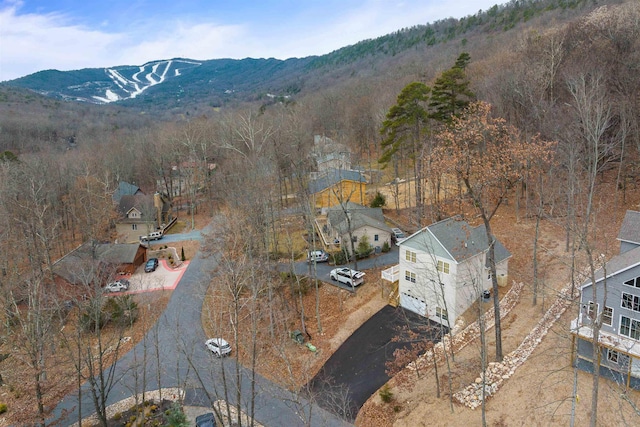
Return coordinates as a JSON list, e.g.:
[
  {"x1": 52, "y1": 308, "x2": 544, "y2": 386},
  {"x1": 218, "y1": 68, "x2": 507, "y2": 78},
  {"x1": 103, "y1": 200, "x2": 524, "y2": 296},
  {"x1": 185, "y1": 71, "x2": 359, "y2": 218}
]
[{"x1": 1, "y1": 0, "x2": 603, "y2": 111}]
